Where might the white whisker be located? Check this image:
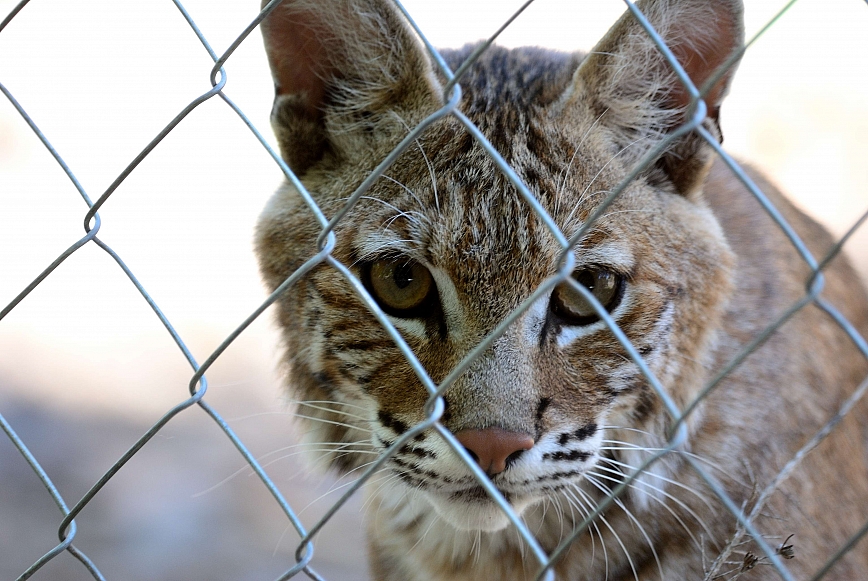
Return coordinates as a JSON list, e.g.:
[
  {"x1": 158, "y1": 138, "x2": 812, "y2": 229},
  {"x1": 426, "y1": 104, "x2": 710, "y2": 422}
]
[
  {"x1": 598, "y1": 454, "x2": 717, "y2": 513},
  {"x1": 586, "y1": 474, "x2": 664, "y2": 581},
  {"x1": 191, "y1": 439, "x2": 373, "y2": 498},
  {"x1": 292, "y1": 400, "x2": 371, "y2": 422},
  {"x1": 299, "y1": 460, "x2": 381, "y2": 515},
  {"x1": 293, "y1": 413, "x2": 372, "y2": 433},
  {"x1": 409, "y1": 505, "x2": 441, "y2": 553},
  {"x1": 362, "y1": 471, "x2": 404, "y2": 515},
  {"x1": 289, "y1": 399, "x2": 371, "y2": 413},
  {"x1": 563, "y1": 487, "x2": 610, "y2": 580},
  {"x1": 600, "y1": 428, "x2": 733, "y2": 477},
  {"x1": 576, "y1": 484, "x2": 639, "y2": 581},
  {"x1": 589, "y1": 466, "x2": 713, "y2": 548}
]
